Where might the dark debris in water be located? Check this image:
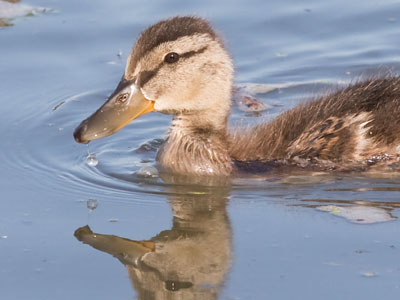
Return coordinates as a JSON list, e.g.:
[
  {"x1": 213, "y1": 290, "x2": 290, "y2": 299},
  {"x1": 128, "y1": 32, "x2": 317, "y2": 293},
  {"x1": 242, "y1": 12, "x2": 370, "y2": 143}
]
[
  {"x1": 0, "y1": 19, "x2": 11, "y2": 27},
  {"x1": 232, "y1": 86, "x2": 270, "y2": 113},
  {"x1": 239, "y1": 95, "x2": 268, "y2": 112},
  {"x1": 52, "y1": 100, "x2": 65, "y2": 111}
]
